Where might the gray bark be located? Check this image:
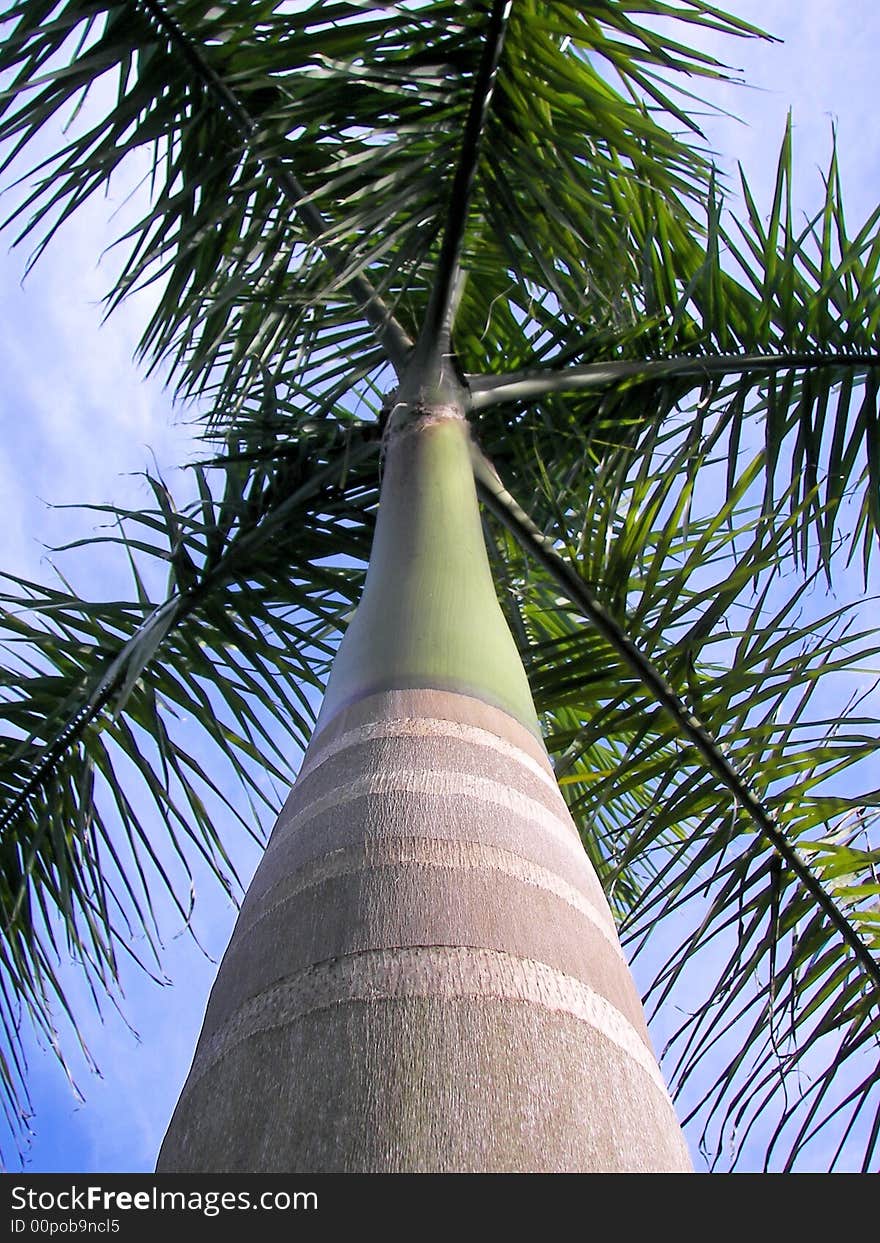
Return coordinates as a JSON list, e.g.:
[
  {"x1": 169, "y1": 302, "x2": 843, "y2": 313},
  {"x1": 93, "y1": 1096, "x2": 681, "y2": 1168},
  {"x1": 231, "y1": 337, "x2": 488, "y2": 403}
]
[{"x1": 158, "y1": 687, "x2": 692, "y2": 1172}]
